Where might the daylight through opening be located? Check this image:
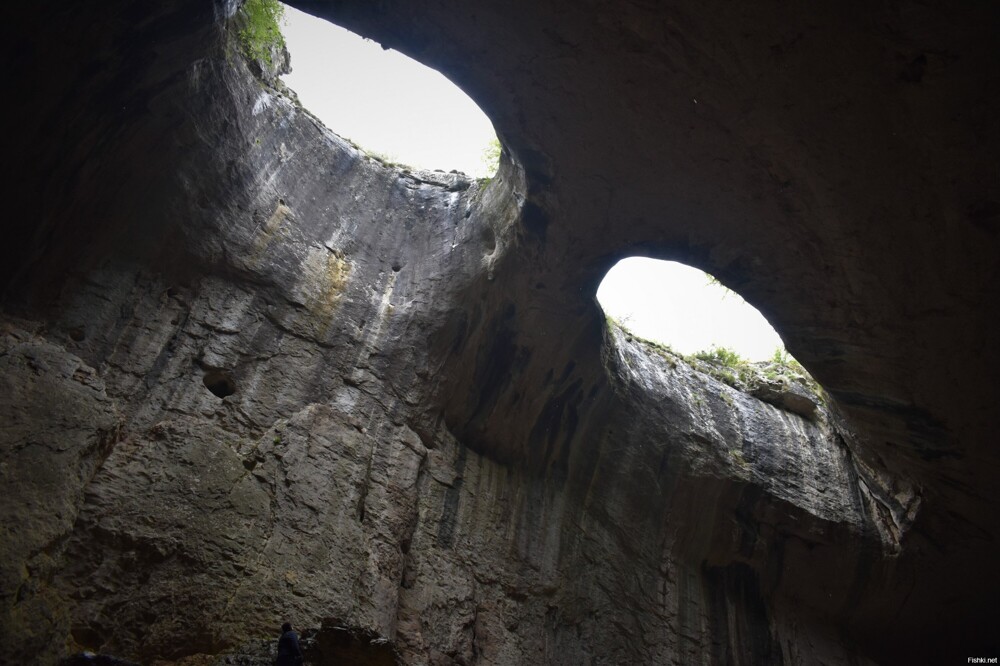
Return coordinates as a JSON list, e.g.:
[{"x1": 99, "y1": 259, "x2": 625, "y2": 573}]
[
  {"x1": 597, "y1": 258, "x2": 789, "y2": 363},
  {"x1": 280, "y1": 4, "x2": 499, "y2": 177}
]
